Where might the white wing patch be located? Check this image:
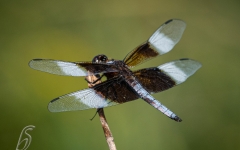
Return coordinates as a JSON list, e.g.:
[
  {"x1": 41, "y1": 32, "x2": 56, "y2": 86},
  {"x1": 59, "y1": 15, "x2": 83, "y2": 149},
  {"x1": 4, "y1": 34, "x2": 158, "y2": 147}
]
[
  {"x1": 72, "y1": 89, "x2": 113, "y2": 108},
  {"x1": 149, "y1": 19, "x2": 186, "y2": 55},
  {"x1": 48, "y1": 88, "x2": 118, "y2": 112},
  {"x1": 29, "y1": 59, "x2": 88, "y2": 76},
  {"x1": 55, "y1": 61, "x2": 87, "y2": 76},
  {"x1": 158, "y1": 59, "x2": 202, "y2": 84}
]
